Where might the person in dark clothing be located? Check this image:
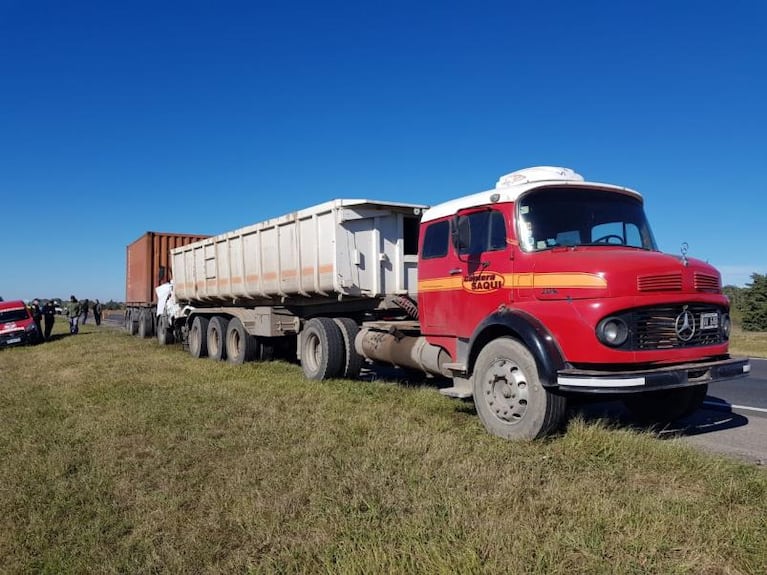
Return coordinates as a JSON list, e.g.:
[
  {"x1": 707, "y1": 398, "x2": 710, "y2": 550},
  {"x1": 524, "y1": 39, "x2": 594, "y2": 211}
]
[
  {"x1": 30, "y1": 299, "x2": 43, "y2": 342},
  {"x1": 42, "y1": 300, "x2": 56, "y2": 340},
  {"x1": 93, "y1": 299, "x2": 102, "y2": 326},
  {"x1": 81, "y1": 298, "x2": 90, "y2": 324}
]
